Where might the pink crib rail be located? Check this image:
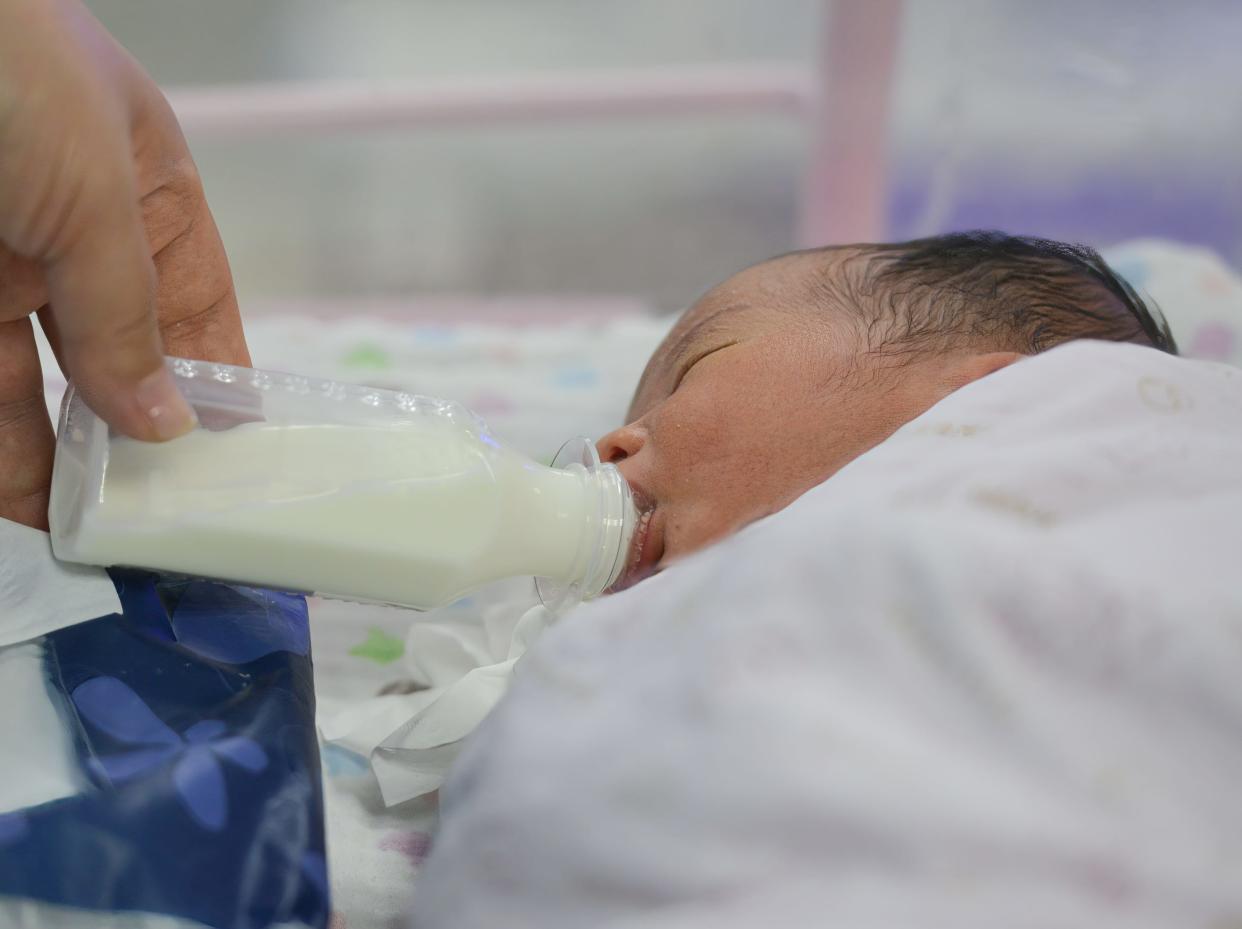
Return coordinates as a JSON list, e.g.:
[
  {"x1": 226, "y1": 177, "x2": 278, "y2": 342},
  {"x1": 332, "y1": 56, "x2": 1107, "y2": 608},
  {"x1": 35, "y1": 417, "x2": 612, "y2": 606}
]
[{"x1": 802, "y1": 0, "x2": 902, "y2": 246}]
